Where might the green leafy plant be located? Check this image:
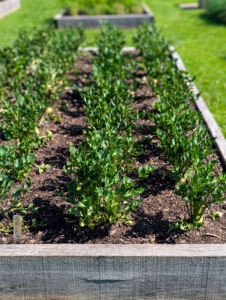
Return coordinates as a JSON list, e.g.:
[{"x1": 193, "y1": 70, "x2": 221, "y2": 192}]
[
  {"x1": 134, "y1": 23, "x2": 226, "y2": 231},
  {"x1": 138, "y1": 164, "x2": 156, "y2": 179},
  {"x1": 65, "y1": 23, "x2": 154, "y2": 229},
  {"x1": 0, "y1": 25, "x2": 84, "y2": 219},
  {"x1": 153, "y1": 110, "x2": 214, "y2": 180},
  {"x1": 206, "y1": 0, "x2": 226, "y2": 23},
  {"x1": 172, "y1": 162, "x2": 226, "y2": 230},
  {"x1": 92, "y1": 22, "x2": 130, "y2": 81},
  {"x1": 63, "y1": 0, "x2": 142, "y2": 16},
  {"x1": 36, "y1": 163, "x2": 51, "y2": 174},
  {"x1": 66, "y1": 136, "x2": 144, "y2": 228}
]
